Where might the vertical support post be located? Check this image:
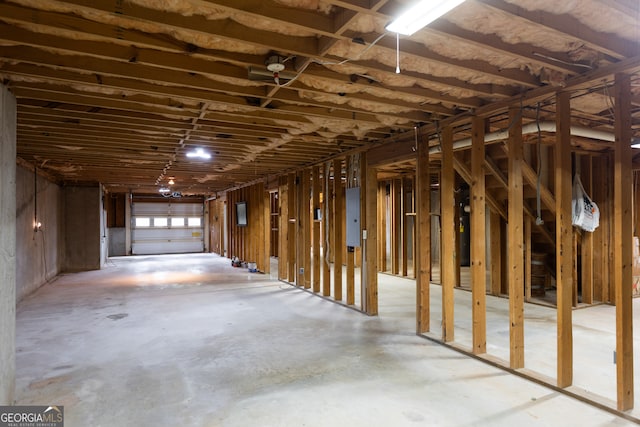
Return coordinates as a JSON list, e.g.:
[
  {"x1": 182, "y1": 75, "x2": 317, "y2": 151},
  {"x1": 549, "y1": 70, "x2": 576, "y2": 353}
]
[
  {"x1": 441, "y1": 126, "x2": 455, "y2": 342},
  {"x1": 556, "y1": 90, "x2": 573, "y2": 388},
  {"x1": 346, "y1": 158, "x2": 355, "y2": 305},
  {"x1": 312, "y1": 166, "x2": 321, "y2": 293},
  {"x1": 508, "y1": 107, "x2": 525, "y2": 369},
  {"x1": 613, "y1": 72, "x2": 634, "y2": 411},
  {"x1": 263, "y1": 187, "x2": 271, "y2": 273},
  {"x1": 490, "y1": 210, "x2": 502, "y2": 296},
  {"x1": 323, "y1": 162, "x2": 331, "y2": 296},
  {"x1": 278, "y1": 176, "x2": 288, "y2": 280},
  {"x1": 525, "y1": 217, "x2": 532, "y2": 302},
  {"x1": 333, "y1": 159, "x2": 344, "y2": 301},
  {"x1": 416, "y1": 129, "x2": 431, "y2": 333},
  {"x1": 471, "y1": 116, "x2": 487, "y2": 354},
  {"x1": 302, "y1": 169, "x2": 311, "y2": 288},
  {"x1": 392, "y1": 179, "x2": 401, "y2": 275},
  {"x1": 365, "y1": 156, "x2": 378, "y2": 315},
  {"x1": 402, "y1": 178, "x2": 409, "y2": 277},
  {"x1": 360, "y1": 154, "x2": 368, "y2": 309},
  {"x1": 581, "y1": 156, "x2": 593, "y2": 304},
  {"x1": 378, "y1": 182, "x2": 387, "y2": 271},
  {"x1": 592, "y1": 156, "x2": 606, "y2": 301},
  {"x1": 287, "y1": 173, "x2": 296, "y2": 282}
]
